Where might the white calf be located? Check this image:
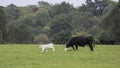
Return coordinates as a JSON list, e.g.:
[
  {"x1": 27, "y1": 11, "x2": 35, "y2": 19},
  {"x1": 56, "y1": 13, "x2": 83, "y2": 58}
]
[{"x1": 39, "y1": 43, "x2": 55, "y2": 52}]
